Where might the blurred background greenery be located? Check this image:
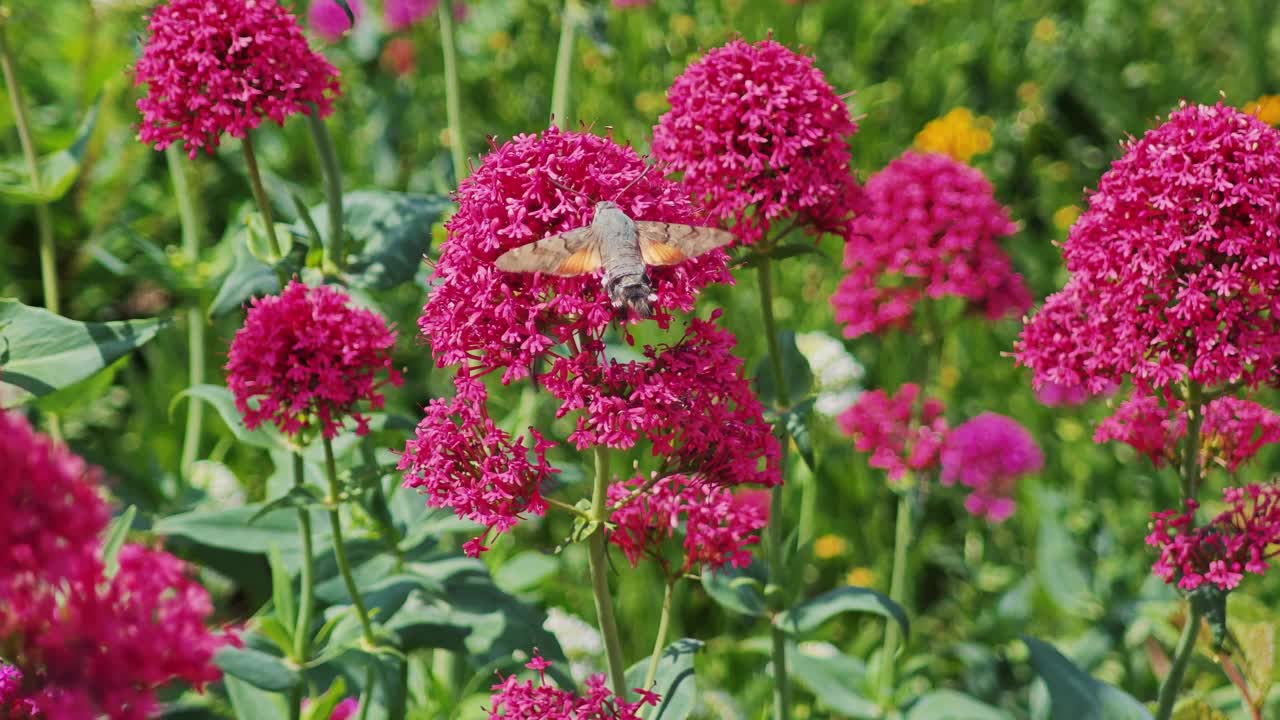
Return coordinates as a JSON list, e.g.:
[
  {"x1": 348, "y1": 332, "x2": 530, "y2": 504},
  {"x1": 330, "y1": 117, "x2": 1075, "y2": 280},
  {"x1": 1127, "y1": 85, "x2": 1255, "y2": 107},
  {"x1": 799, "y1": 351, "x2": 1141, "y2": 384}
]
[{"x1": 3, "y1": 0, "x2": 1280, "y2": 717}]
